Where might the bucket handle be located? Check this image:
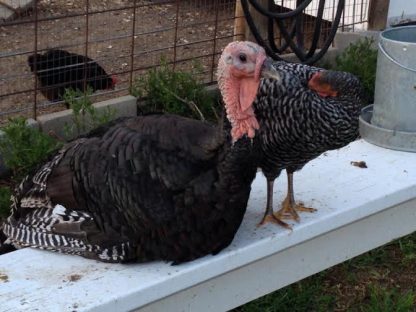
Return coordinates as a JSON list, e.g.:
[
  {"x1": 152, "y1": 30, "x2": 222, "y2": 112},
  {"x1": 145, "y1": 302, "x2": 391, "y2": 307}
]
[{"x1": 378, "y1": 42, "x2": 416, "y2": 72}]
